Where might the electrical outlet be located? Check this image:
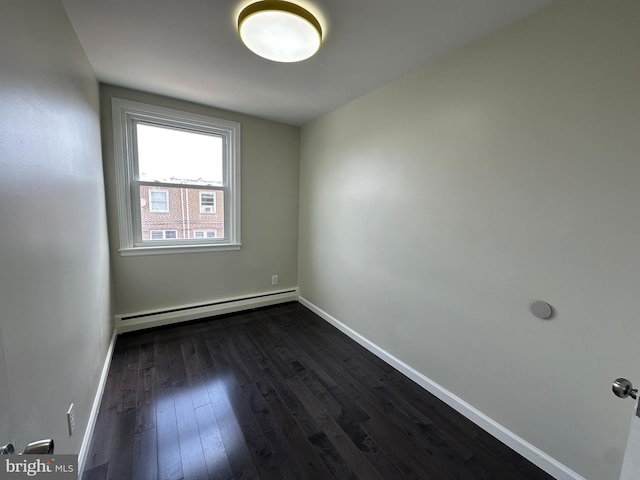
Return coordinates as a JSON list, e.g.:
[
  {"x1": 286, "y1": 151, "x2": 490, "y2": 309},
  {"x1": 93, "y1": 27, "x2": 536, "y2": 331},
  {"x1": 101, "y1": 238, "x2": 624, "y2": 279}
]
[
  {"x1": 271, "y1": 274, "x2": 279, "y2": 285},
  {"x1": 67, "y1": 403, "x2": 75, "y2": 436}
]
